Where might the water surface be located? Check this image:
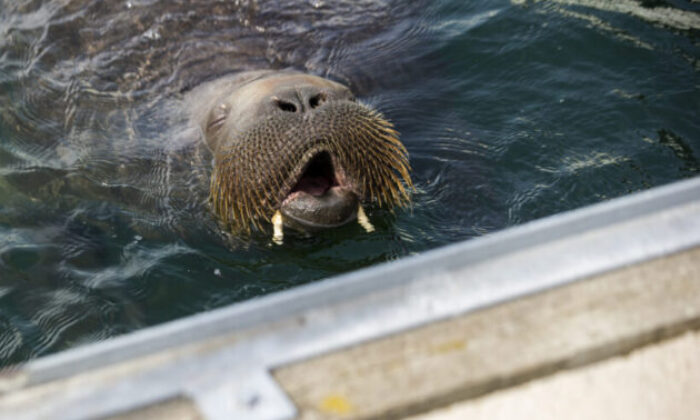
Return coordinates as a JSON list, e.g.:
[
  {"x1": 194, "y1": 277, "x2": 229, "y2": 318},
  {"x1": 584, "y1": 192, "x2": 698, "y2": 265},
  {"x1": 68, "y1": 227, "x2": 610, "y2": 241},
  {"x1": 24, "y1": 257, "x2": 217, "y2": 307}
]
[{"x1": 0, "y1": 0, "x2": 698, "y2": 366}]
